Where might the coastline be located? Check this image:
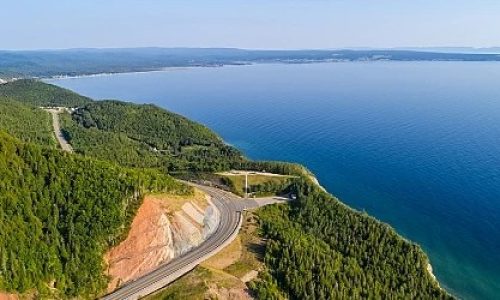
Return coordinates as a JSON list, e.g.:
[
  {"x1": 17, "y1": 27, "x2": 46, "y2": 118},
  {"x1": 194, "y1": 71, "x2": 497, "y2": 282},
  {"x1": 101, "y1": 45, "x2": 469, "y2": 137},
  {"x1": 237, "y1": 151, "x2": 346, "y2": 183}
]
[
  {"x1": 45, "y1": 69, "x2": 457, "y2": 298},
  {"x1": 427, "y1": 262, "x2": 455, "y2": 298},
  {"x1": 308, "y1": 174, "x2": 327, "y2": 192},
  {"x1": 1, "y1": 76, "x2": 457, "y2": 298},
  {"x1": 40, "y1": 63, "x2": 251, "y2": 81},
  {"x1": 306, "y1": 170, "x2": 450, "y2": 296},
  {"x1": 19, "y1": 59, "x2": 500, "y2": 83},
  {"x1": 427, "y1": 263, "x2": 437, "y2": 282}
]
